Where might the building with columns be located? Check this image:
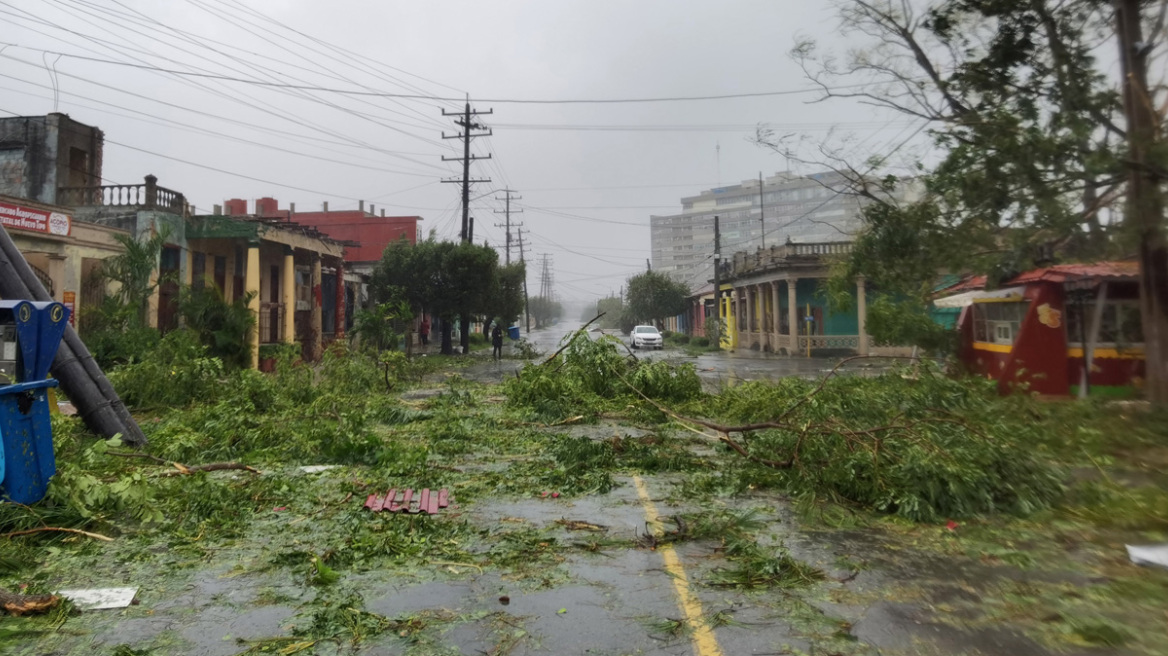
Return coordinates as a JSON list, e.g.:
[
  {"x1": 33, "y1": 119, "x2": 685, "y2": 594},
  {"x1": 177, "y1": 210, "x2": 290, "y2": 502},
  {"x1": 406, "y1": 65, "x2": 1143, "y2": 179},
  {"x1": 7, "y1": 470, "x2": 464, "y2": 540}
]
[
  {"x1": 711, "y1": 241, "x2": 908, "y2": 357},
  {"x1": 2, "y1": 113, "x2": 370, "y2": 369},
  {"x1": 65, "y1": 176, "x2": 348, "y2": 368},
  {"x1": 185, "y1": 211, "x2": 349, "y2": 367},
  {"x1": 214, "y1": 196, "x2": 423, "y2": 337}
]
